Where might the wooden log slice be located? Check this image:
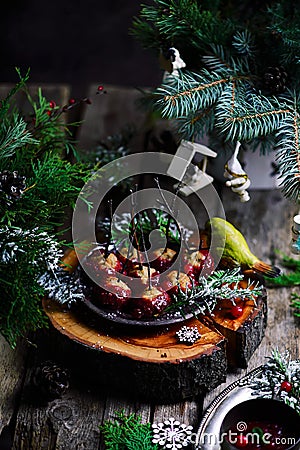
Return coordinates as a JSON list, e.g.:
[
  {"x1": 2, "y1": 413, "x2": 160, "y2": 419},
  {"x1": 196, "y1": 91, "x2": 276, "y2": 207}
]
[
  {"x1": 43, "y1": 297, "x2": 227, "y2": 402},
  {"x1": 212, "y1": 289, "x2": 267, "y2": 368}
]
